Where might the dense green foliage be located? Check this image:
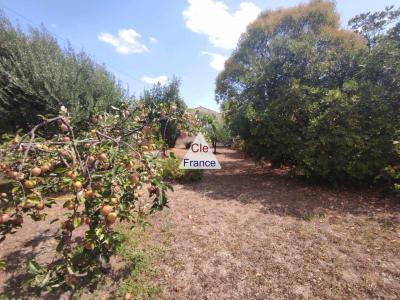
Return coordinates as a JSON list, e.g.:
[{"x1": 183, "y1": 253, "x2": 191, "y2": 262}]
[
  {"x1": 141, "y1": 77, "x2": 187, "y2": 148},
  {"x1": 0, "y1": 13, "x2": 126, "y2": 133},
  {"x1": 216, "y1": 1, "x2": 400, "y2": 183}
]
